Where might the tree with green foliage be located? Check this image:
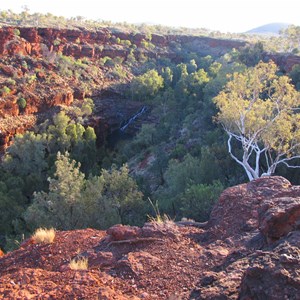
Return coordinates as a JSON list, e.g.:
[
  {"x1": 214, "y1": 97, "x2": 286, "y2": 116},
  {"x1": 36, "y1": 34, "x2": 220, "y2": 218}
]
[
  {"x1": 131, "y1": 69, "x2": 164, "y2": 101},
  {"x1": 44, "y1": 111, "x2": 98, "y2": 172},
  {"x1": 289, "y1": 64, "x2": 300, "y2": 90},
  {"x1": 214, "y1": 61, "x2": 300, "y2": 181},
  {"x1": 197, "y1": 55, "x2": 214, "y2": 71},
  {"x1": 46, "y1": 111, "x2": 72, "y2": 152},
  {"x1": 0, "y1": 174, "x2": 26, "y2": 236},
  {"x1": 100, "y1": 165, "x2": 144, "y2": 225},
  {"x1": 208, "y1": 61, "x2": 222, "y2": 77},
  {"x1": 3, "y1": 132, "x2": 48, "y2": 196},
  {"x1": 25, "y1": 152, "x2": 86, "y2": 230},
  {"x1": 81, "y1": 98, "x2": 95, "y2": 116},
  {"x1": 239, "y1": 42, "x2": 264, "y2": 67},
  {"x1": 187, "y1": 59, "x2": 198, "y2": 73},
  {"x1": 161, "y1": 67, "x2": 173, "y2": 87},
  {"x1": 186, "y1": 68, "x2": 210, "y2": 98},
  {"x1": 181, "y1": 181, "x2": 223, "y2": 221},
  {"x1": 172, "y1": 63, "x2": 188, "y2": 86},
  {"x1": 25, "y1": 153, "x2": 144, "y2": 230},
  {"x1": 280, "y1": 25, "x2": 300, "y2": 53},
  {"x1": 157, "y1": 154, "x2": 202, "y2": 213}
]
